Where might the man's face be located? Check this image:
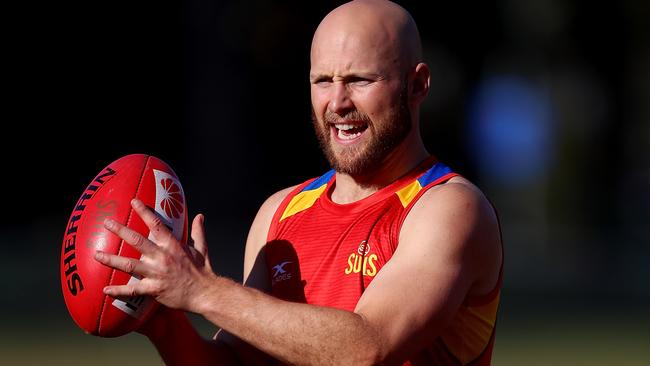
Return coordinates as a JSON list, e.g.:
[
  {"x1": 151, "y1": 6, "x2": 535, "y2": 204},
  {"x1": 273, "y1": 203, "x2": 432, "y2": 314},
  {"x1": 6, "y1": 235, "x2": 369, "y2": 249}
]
[
  {"x1": 311, "y1": 85, "x2": 411, "y2": 176},
  {"x1": 310, "y1": 28, "x2": 412, "y2": 176}
]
